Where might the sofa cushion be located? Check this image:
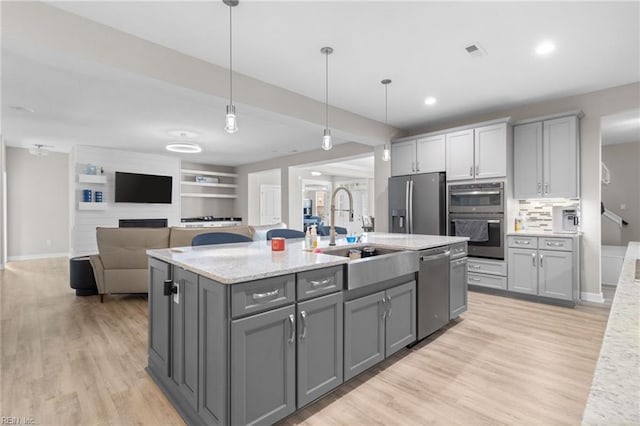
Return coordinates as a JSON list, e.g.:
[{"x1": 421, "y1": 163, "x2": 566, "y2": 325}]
[
  {"x1": 96, "y1": 227, "x2": 170, "y2": 269},
  {"x1": 169, "y1": 226, "x2": 254, "y2": 248}
]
